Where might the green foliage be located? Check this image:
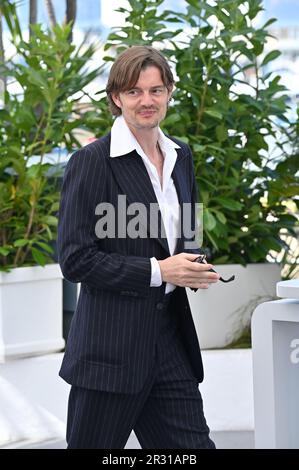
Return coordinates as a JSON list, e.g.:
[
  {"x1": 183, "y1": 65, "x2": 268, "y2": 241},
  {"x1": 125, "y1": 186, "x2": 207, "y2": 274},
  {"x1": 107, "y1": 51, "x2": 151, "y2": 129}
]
[
  {"x1": 104, "y1": 0, "x2": 183, "y2": 51},
  {"x1": 1, "y1": 0, "x2": 298, "y2": 272},
  {"x1": 0, "y1": 1, "x2": 102, "y2": 270},
  {"x1": 101, "y1": 0, "x2": 299, "y2": 265},
  {"x1": 86, "y1": 0, "x2": 183, "y2": 134},
  {"x1": 224, "y1": 326, "x2": 252, "y2": 349},
  {"x1": 80, "y1": 90, "x2": 114, "y2": 139}
]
